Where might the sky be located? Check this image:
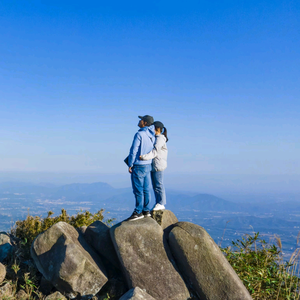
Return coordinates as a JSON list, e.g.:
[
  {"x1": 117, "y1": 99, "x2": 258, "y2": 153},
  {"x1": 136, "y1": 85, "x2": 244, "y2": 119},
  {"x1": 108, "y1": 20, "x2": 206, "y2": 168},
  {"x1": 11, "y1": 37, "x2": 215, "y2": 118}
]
[{"x1": 0, "y1": 0, "x2": 299, "y2": 194}]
